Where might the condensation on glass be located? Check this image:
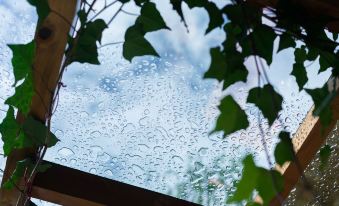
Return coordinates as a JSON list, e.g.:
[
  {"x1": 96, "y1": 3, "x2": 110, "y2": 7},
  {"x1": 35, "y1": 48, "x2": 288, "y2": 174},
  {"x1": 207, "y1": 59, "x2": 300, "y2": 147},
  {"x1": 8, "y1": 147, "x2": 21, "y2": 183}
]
[
  {"x1": 285, "y1": 121, "x2": 339, "y2": 206},
  {"x1": 0, "y1": 0, "x2": 333, "y2": 205}
]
